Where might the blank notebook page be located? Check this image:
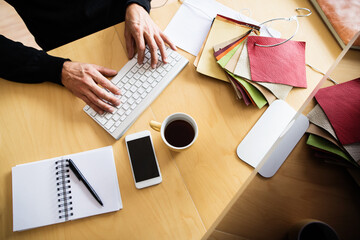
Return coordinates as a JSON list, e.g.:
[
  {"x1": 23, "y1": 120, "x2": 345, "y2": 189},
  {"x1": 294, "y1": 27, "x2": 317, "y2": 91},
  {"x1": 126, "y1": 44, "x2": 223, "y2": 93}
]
[{"x1": 12, "y1": 146, "x2": 122, "y2": 231}]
